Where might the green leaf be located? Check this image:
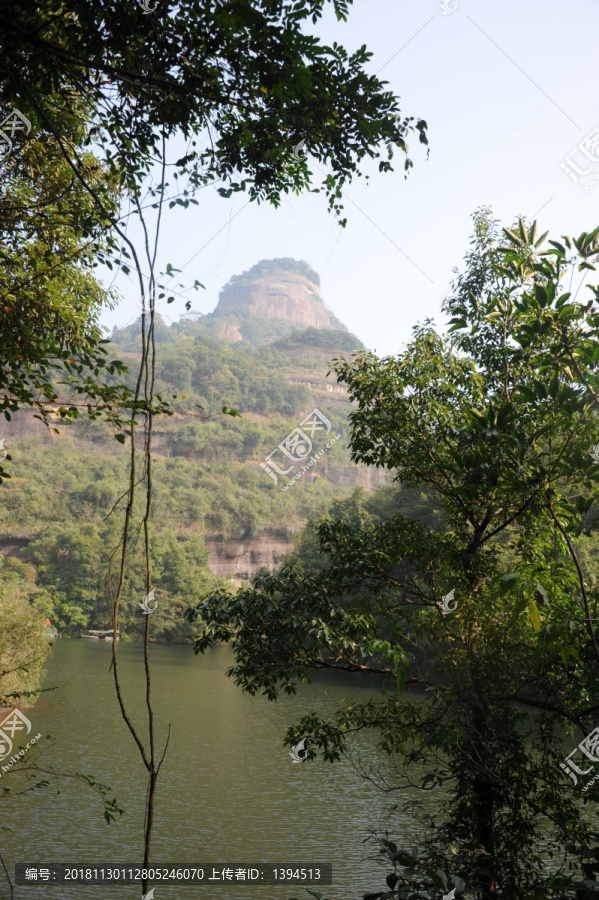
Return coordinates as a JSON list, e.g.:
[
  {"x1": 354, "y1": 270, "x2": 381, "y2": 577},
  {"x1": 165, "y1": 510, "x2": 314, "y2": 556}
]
[
  {"x1": 515, "y1": 386, "x2": 537, "y2": 403},
  {"x1": 500, "y1": 573, "x2": 518, "y2": 594},
  {"x1": 503, "y1": 227, "x2": 520, "y2": 244},
  {"x1": 529, "y1": 599, "x2": 541, "y2": 633}
]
